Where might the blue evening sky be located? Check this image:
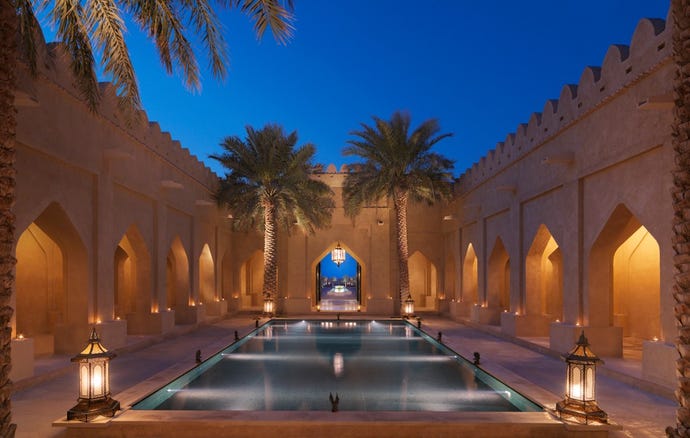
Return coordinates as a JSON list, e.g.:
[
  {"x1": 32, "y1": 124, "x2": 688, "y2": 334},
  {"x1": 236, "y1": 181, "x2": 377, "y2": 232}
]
[{"x1": 42, "y1": 1, "x2": 672, "y2": 176}]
